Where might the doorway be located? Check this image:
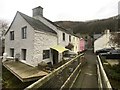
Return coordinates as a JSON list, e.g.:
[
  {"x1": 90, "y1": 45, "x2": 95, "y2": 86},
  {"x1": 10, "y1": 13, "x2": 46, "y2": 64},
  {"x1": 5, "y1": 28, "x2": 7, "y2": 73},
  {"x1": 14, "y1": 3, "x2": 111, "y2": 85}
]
[
  {"x1": 21, "y1": 49, "x2": 26, "y2": 60},
  {"x1": 51, "y1": 49, "x2": 58, "y2": 65}
]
